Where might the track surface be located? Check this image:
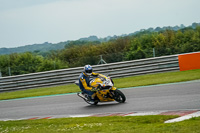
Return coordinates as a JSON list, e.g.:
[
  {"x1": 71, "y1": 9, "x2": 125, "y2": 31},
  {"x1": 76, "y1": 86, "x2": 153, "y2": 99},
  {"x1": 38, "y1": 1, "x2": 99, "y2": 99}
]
[{"x1": 0, "y1": 80, "x2": 200, "y2": 120}]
